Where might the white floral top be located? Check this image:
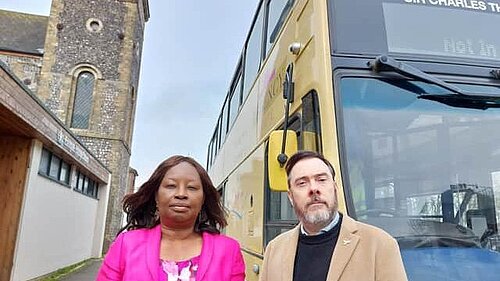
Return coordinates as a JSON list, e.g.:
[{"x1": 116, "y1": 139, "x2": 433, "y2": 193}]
[{"x1": 160, "y1": 255, "x2": 200, "y2": 281}]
